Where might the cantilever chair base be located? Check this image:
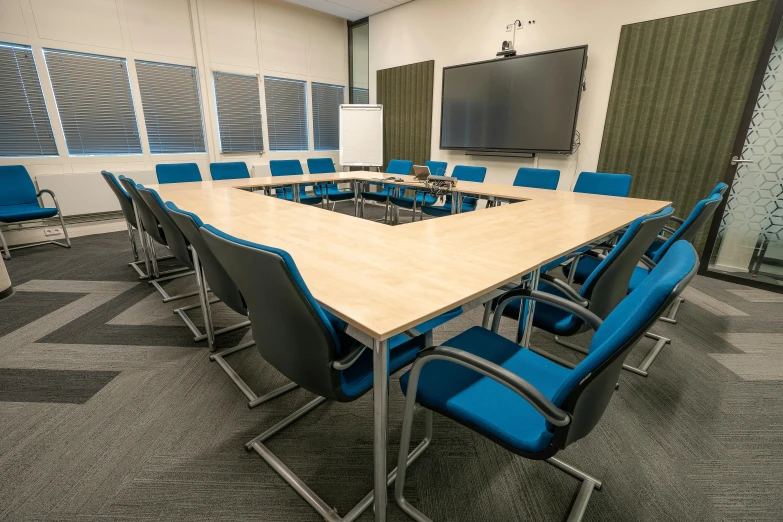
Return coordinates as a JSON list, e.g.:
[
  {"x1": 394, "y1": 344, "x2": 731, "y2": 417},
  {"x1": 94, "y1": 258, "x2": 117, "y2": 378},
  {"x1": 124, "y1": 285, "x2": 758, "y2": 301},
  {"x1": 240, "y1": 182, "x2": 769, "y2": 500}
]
[
  {"x1": 245, "y1": 397, "x2": 433, "y2": 522},
  {"x1": 210, "y1": 341, "x2": 300, "y2": 409},
  {"x1": 659, "y1": 297, "x2": 684, "y2": 324},
  {"x1": 0, "y1": 237, "x2": 71, "y2": 260}
]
